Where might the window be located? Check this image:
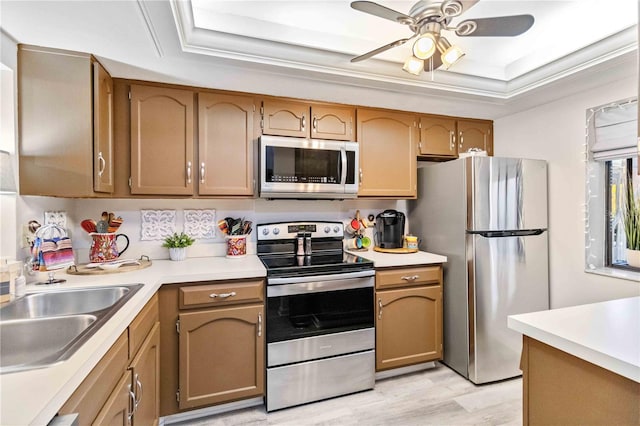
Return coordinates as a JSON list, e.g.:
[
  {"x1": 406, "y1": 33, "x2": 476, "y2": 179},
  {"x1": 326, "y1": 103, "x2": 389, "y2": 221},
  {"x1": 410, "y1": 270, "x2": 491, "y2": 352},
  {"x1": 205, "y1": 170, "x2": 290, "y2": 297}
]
[
  {"x1": 585, "y1": 97, "x2": 638, "y2": 279},
  {"x1": 607, "y1": 157, "x2": 639, "y2": 269}
]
